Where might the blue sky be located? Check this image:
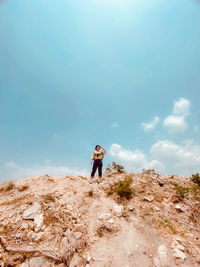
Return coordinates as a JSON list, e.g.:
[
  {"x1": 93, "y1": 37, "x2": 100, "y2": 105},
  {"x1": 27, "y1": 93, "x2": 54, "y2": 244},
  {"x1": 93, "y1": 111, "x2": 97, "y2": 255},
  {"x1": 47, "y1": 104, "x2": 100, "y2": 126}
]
[{"x1": 0, "y1": 0, "x2": 200, "y2": 180}]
